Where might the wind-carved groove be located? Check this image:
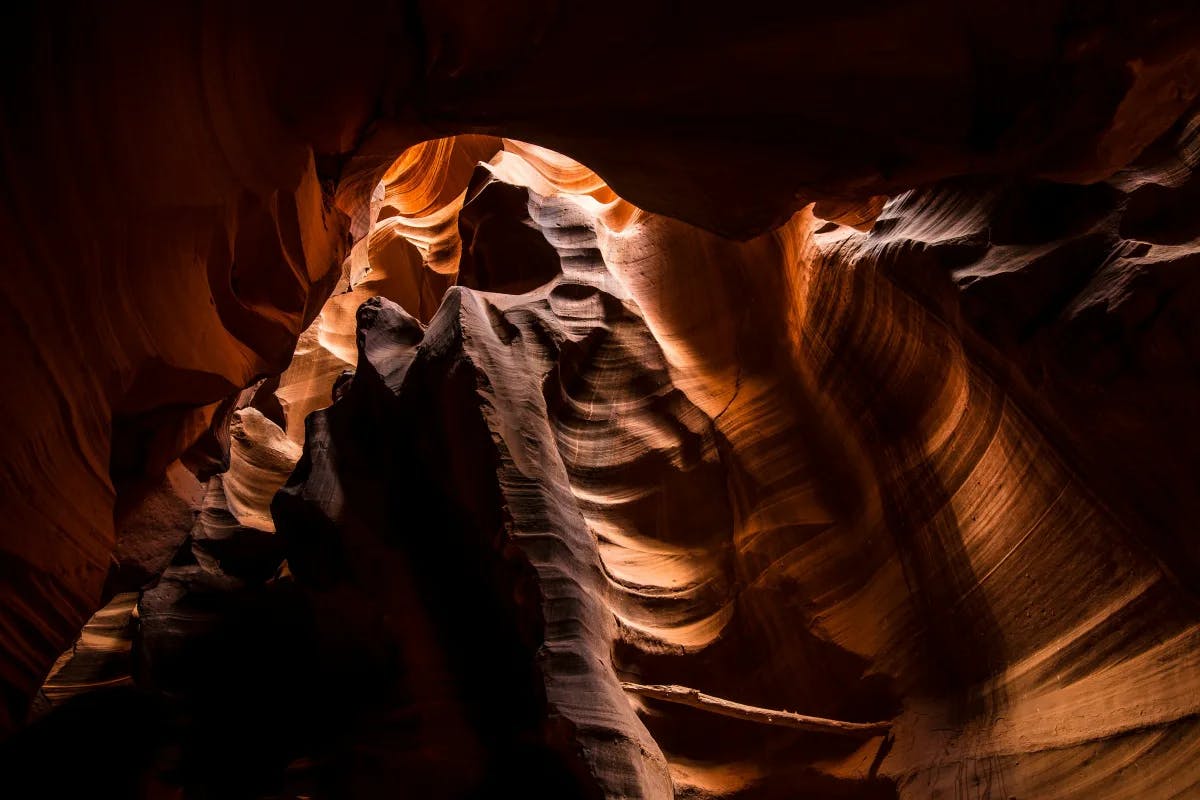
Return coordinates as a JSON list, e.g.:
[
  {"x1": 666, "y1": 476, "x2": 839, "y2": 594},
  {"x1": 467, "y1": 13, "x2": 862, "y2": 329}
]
[{"x1": 516, "y1": 187, "x2": 902, "y2": 799}]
